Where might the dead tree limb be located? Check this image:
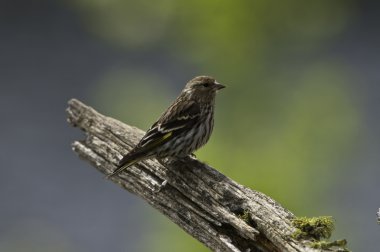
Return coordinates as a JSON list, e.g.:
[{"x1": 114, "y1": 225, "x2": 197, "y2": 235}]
[{"x1": 66, "y1": 99, "x2": 345, "y2": 252}]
